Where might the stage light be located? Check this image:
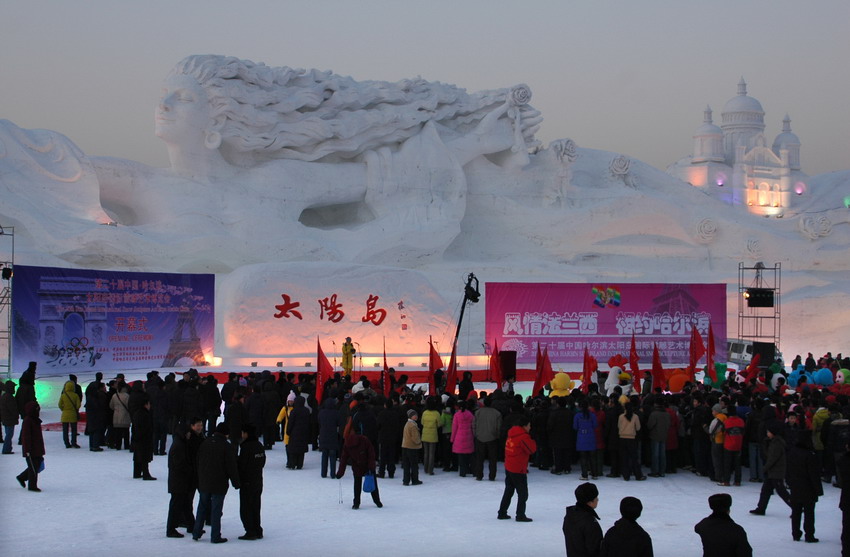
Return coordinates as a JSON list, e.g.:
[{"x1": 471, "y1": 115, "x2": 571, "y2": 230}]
[
  {"x1": 397, "y1": 362, "x2": 405, "y2": 367},
  {"x1": 250, "y1": 361, "x2": 258, "y2": 367},
  {"x1": 211, "y1": 357, "x2": 222, "y2": 367},
  {"x1": 373, "y1": 362, "x2": 380, "y2": 368},
  {"x1": 304, "y1": 362, "x2": 312, "y2": 367},
  {"x1": 421, "y1": 362, "x2": 428, "y2": 367},
  {"x1": 276, "y1": 362, "x2": 283, "y2": 367},
  {"x1": 1, "y1": 267, "x2": 11, "y2": 280}
]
